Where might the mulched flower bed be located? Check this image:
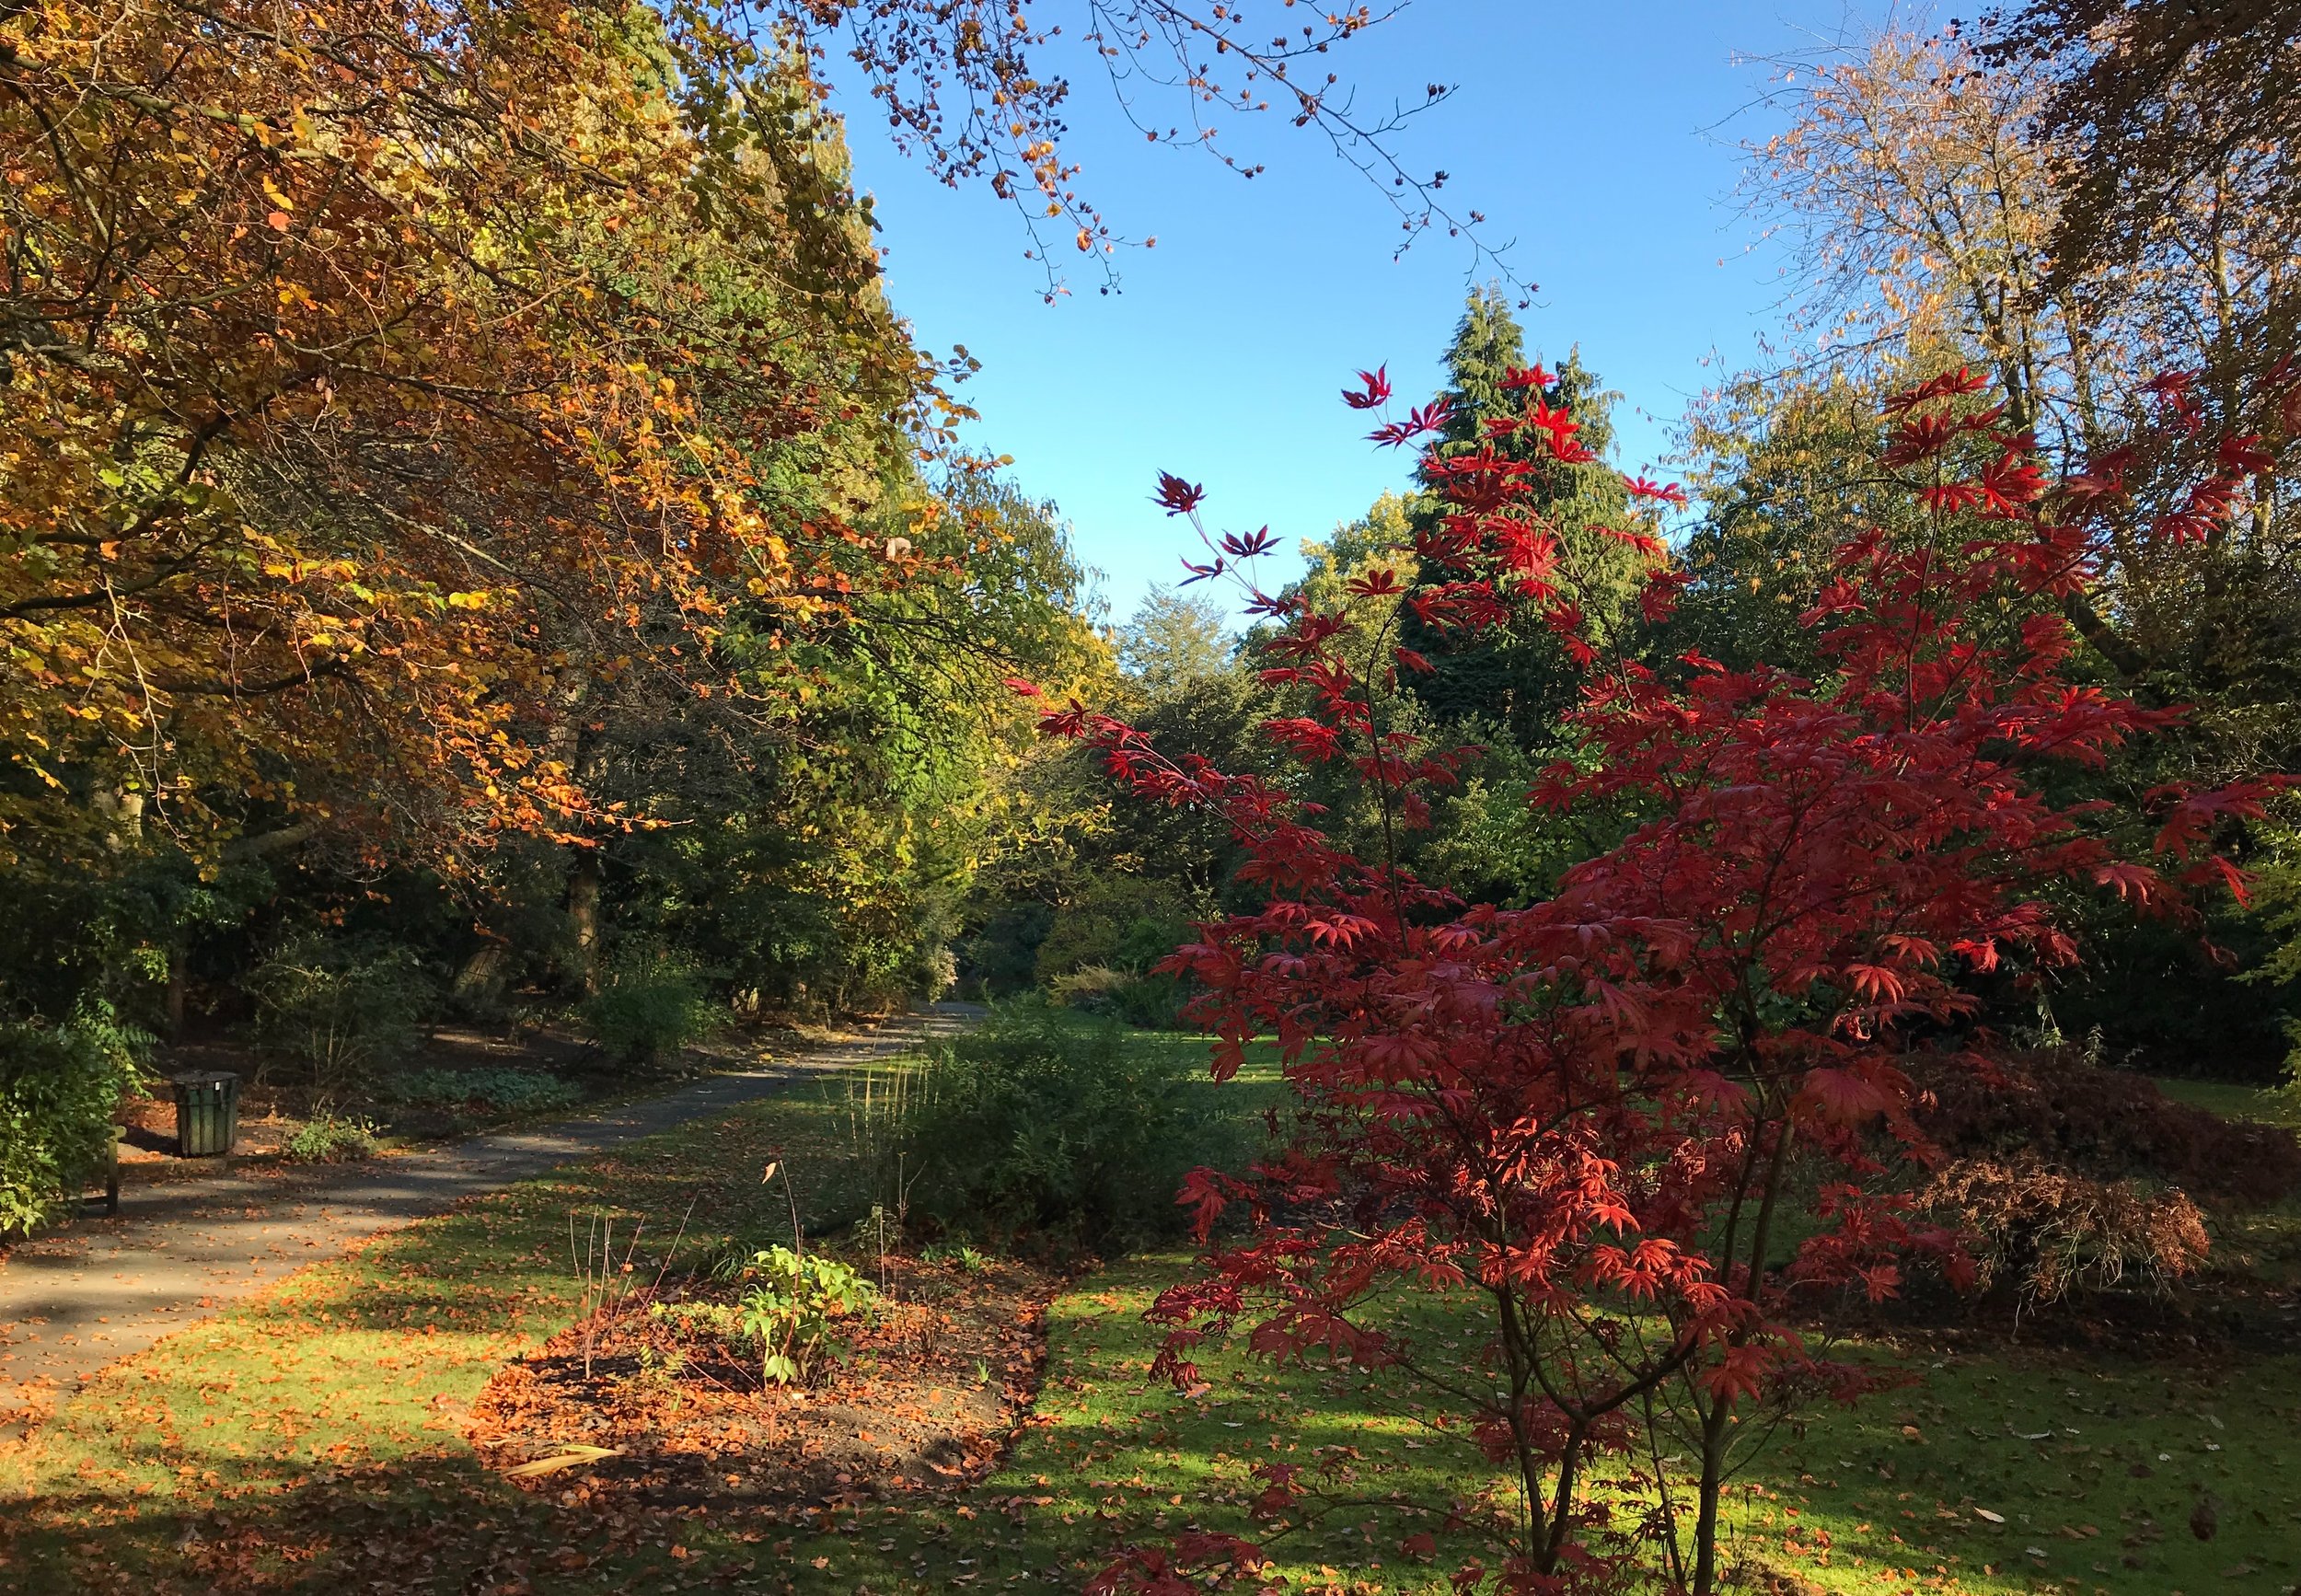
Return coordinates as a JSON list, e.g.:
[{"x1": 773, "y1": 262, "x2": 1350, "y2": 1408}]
[{"x1": 467, "y1": 1253, "x2": 1060, "y2": 1511}]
